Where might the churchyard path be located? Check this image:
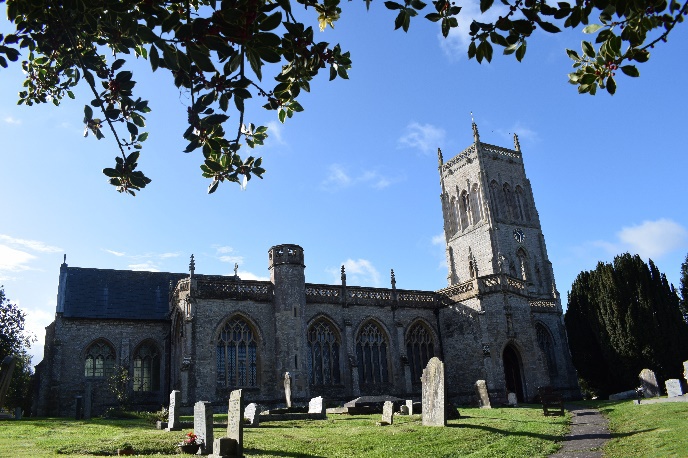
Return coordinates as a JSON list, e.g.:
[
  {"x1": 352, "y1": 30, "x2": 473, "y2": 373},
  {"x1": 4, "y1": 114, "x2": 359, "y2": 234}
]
[{"x1": 549, "y1": 405, "x2": 610, "y2": 458}]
